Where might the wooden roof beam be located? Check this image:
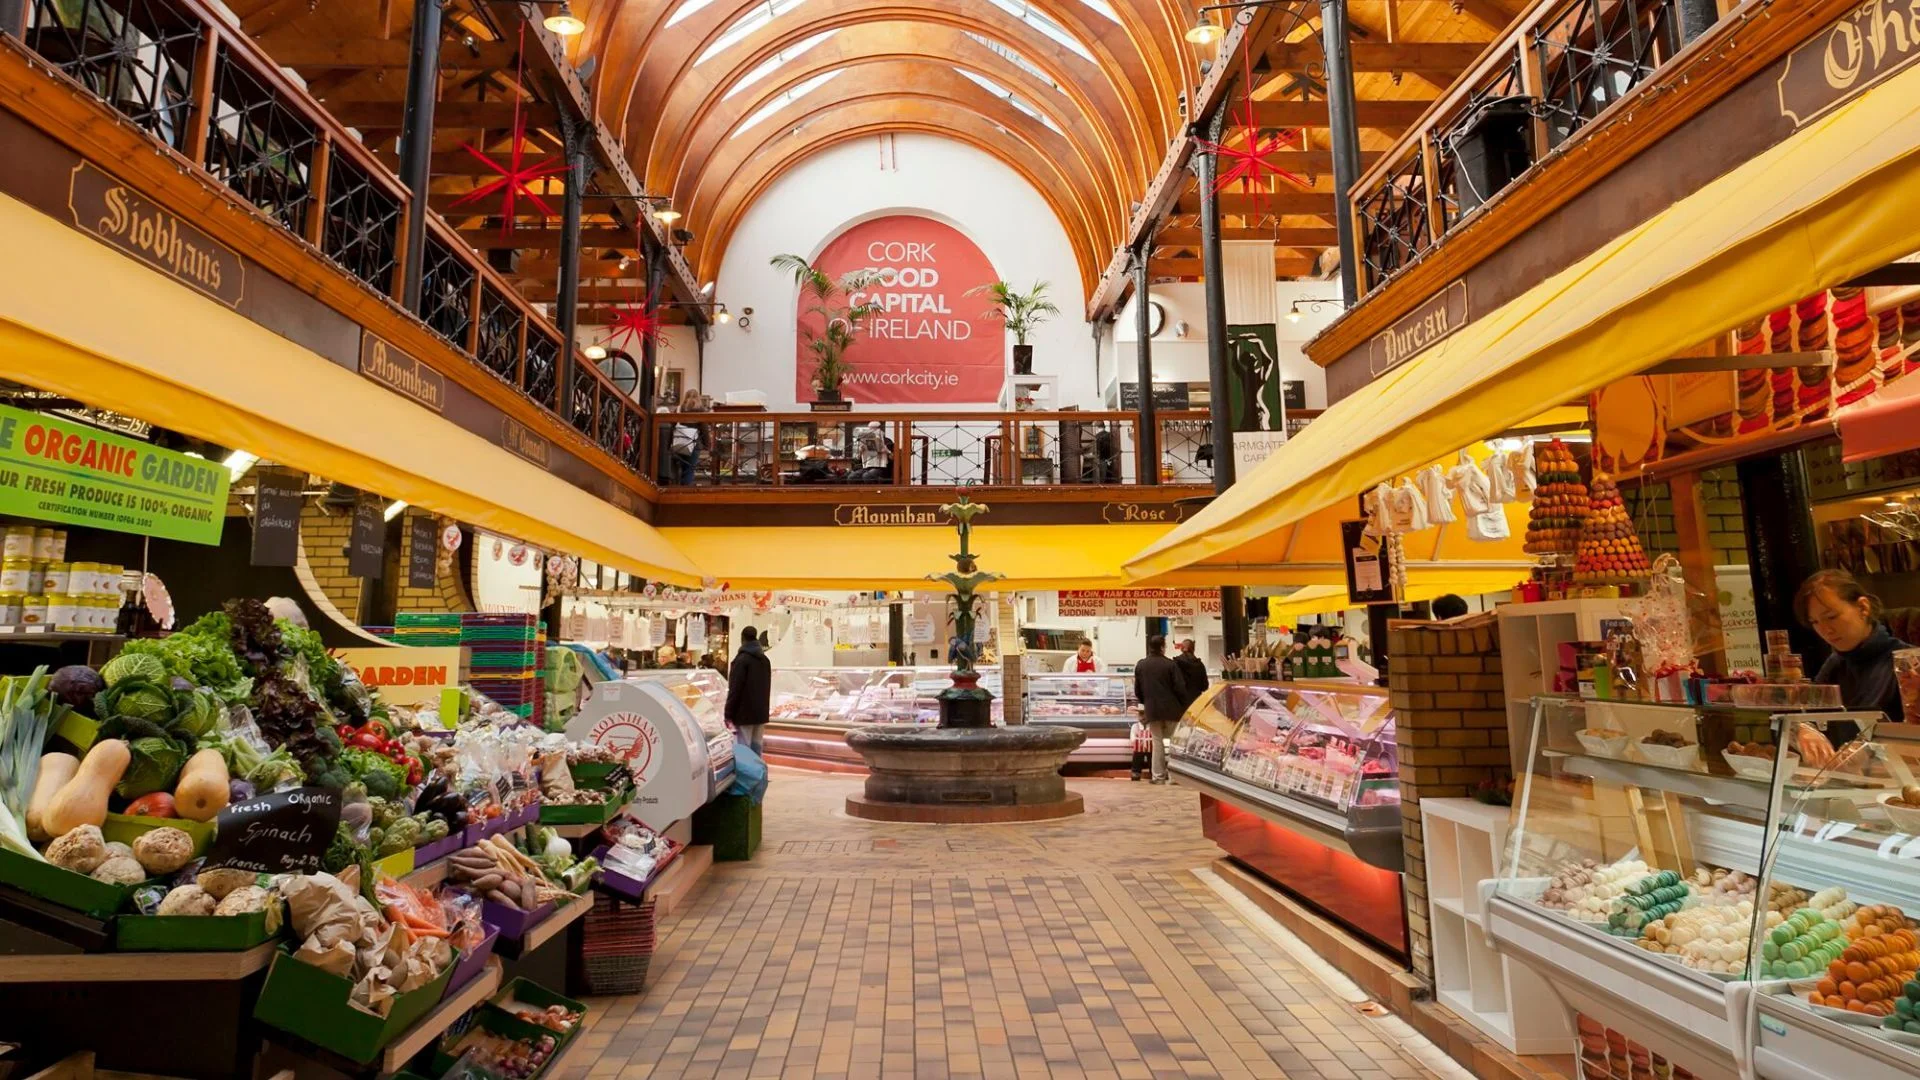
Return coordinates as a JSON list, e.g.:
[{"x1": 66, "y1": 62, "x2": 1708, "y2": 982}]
[
  {"x1": 1263, "y1": 41, "x2": 1486, "y2": 75},
  {"x1": 1150, "y1": 256, "x2": 1318, "y2": 278},
  {"x1": 1153, "y1": 226, "x2": 1337, "y2": 247},
  {"x1": 1243, "y1": 98, "x2": 1432, "y2": 128},
  {"x1": 327, "y1": 100, "x2": 561, "y2": 130},
  {"x1": 264, "y1": 39, "x2": 520, "y2": 70}
]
